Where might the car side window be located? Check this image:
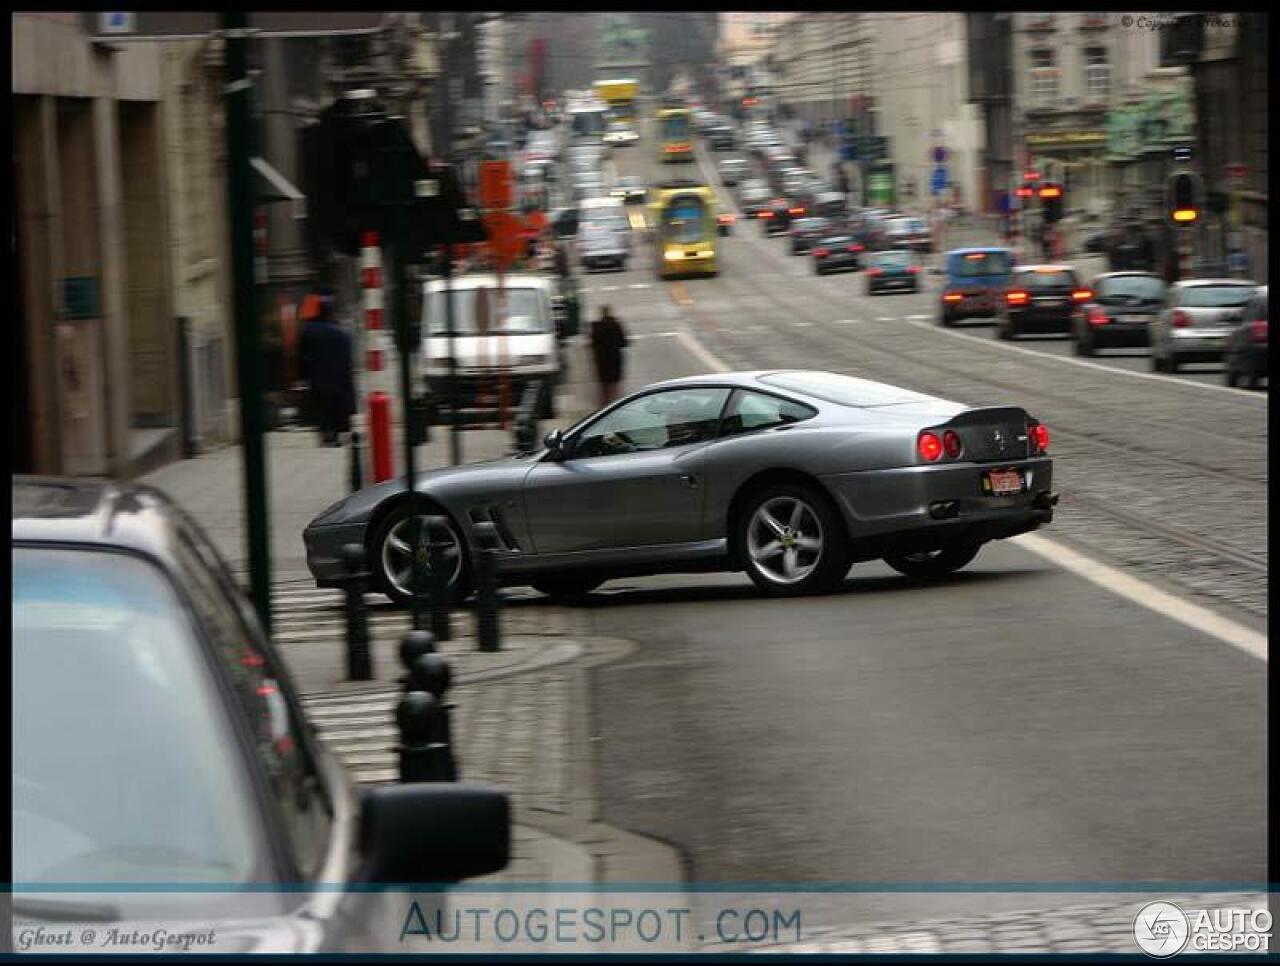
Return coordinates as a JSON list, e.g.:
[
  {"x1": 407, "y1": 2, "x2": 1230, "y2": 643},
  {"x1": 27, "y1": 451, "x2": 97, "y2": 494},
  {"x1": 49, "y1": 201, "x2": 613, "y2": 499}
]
[
  {"x1": 170, "y1": 519, "x2": 334, "y2": 879},
  {"x1": 720, "y1": 391, "x2": 817, "y2": 437},
  {"x1": 572, "y1": 387, "x2": 731, "y2": 459}
]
